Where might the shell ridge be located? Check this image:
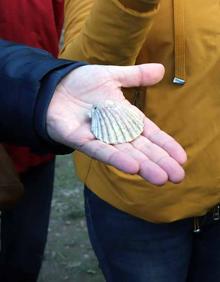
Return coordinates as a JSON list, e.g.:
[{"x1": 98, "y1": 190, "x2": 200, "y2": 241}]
[
  {"x1": 125, "y1": 106, "x2": 142, "y2": 121},
  {"x1": 124, "y1": 107, "x2": 143, "y2": 129},
  {"x1": 113, "y1": 107, "x2": 134, "y2": 141},
  {"x1": 117, "y1": 108, "x2": 142, "y2": 136},
  {"x1": 118, "y1": 111, "x2": 142, "y2": 141},
  {"x1": 124, "y1": 109, "x2": 144, "y2": 132},
  {"x1": 103, "y1": 108, "x2": 123, "y2": 144},
  {"x1": 99, "y1": 108, "x2": 112, "y2": 143},
  {"x1": 96, "y1": 110, "x2": 104, "y2": 141},
  {"x1": 91, "y1": 110, "x2": 99, "y2": 136},
  {"x1": 116, "y1": 105, "x2": 144, "y2": 139},
  {"x1": 90, "y1": 101, "x2": 144, "y2": 144},
  {"x1": 111, "y1": 109, "x2": 130, "y2": 143},
  {"x1": 118, "y1": 114, "x2": 137, "y2": 141}
]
